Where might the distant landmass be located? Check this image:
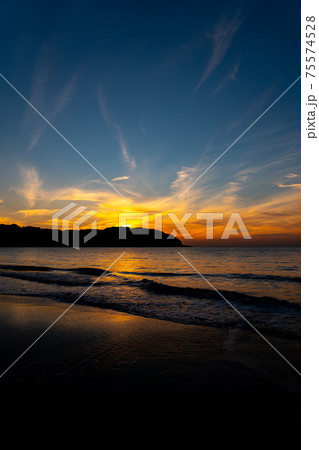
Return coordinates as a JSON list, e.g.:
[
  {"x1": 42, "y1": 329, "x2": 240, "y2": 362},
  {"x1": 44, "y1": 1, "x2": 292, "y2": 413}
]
[{"x1": 0, "y1": 224, "x2": 184, "y2": 247}]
